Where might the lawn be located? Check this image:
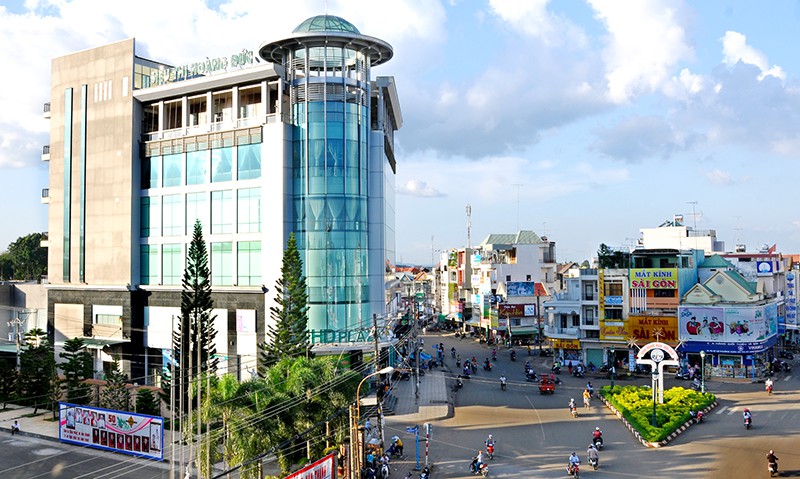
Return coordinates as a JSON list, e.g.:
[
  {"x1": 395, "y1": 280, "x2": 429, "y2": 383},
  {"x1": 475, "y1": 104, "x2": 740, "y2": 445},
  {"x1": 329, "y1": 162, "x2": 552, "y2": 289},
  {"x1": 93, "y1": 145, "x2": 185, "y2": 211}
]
[{"x1": 600, "y1": 385, "x2": 715, "y2": 444}]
